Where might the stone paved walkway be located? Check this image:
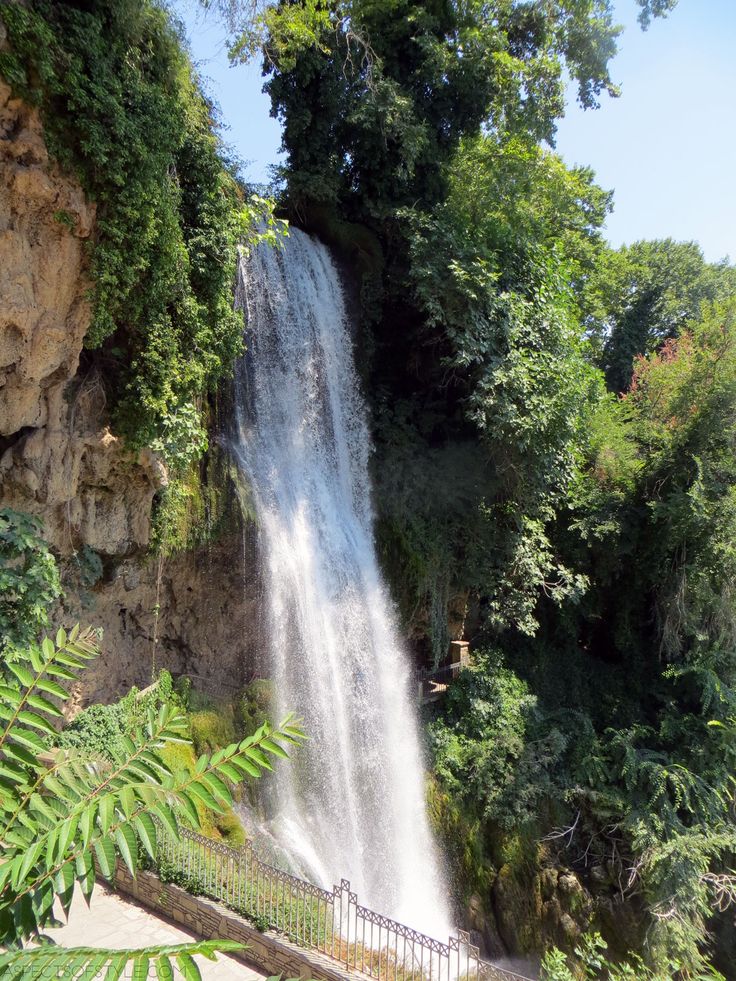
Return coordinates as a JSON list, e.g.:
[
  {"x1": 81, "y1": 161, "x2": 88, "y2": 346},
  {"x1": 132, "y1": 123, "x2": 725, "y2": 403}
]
[{"x1": 48, "y1": 884, "x2": 267, "y2": 979}]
